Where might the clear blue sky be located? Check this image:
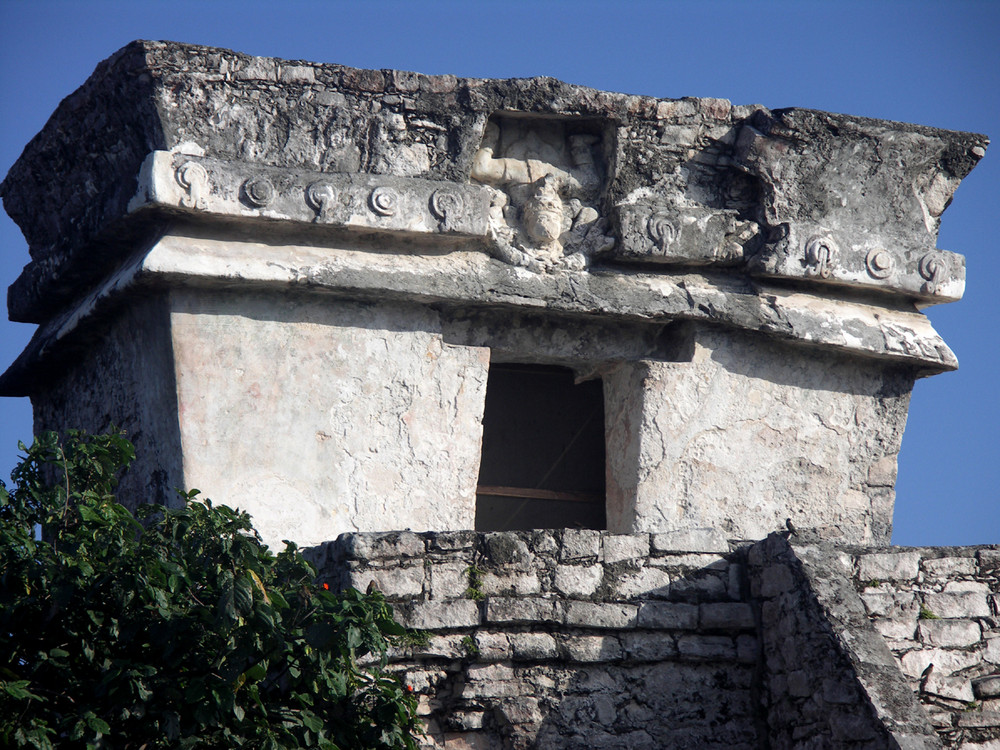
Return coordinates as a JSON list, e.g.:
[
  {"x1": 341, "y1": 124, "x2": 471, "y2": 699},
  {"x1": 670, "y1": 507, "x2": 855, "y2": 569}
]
[{"x1": 1, "y1": 0, "x2": 997, "y2": 545}]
